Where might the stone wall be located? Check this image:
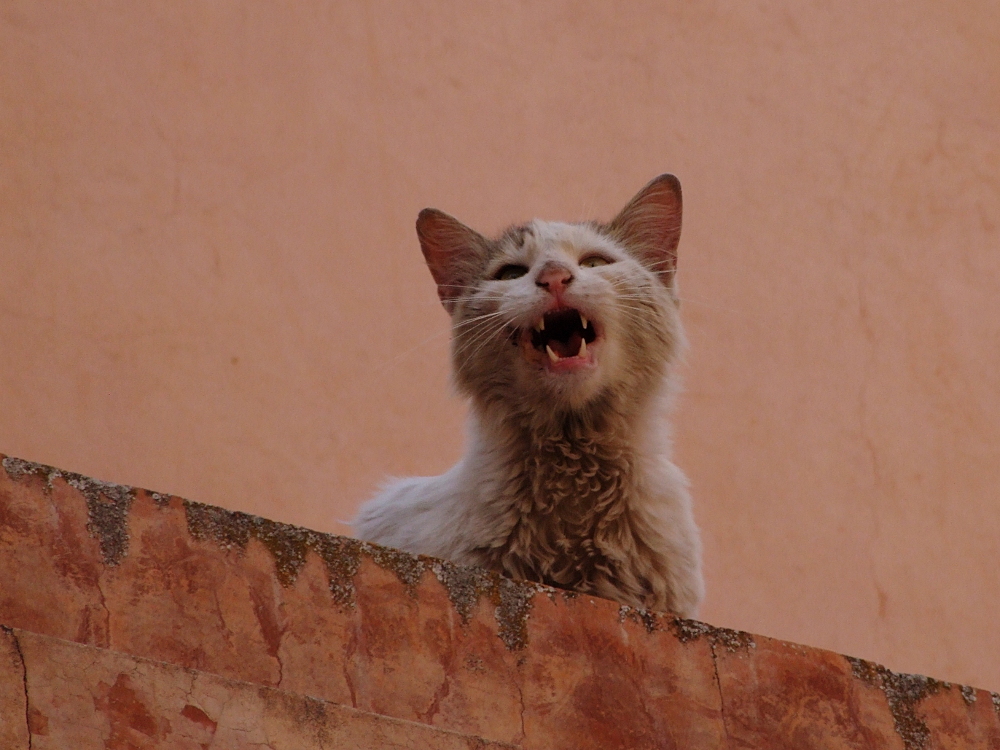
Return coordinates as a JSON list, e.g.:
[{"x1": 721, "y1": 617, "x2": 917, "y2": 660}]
[
  {"x1": 1, "y1": 453, "x2": 998, "y2": 749},
  {"x1": 0, "y1": 627, "x2": 514, "y2": 749}
]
